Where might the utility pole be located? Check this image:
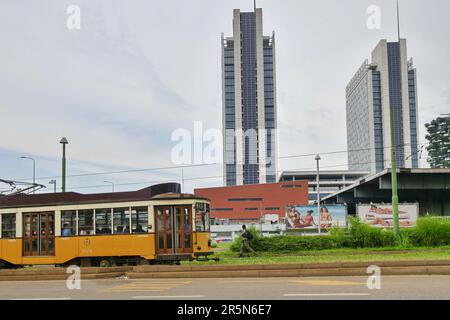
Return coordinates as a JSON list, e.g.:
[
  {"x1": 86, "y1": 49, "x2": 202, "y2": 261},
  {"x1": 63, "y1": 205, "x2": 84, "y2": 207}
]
[
  {"x1": 390, "y1": 0, "x2": 401, "y2": 237},
  {"x1": 60, "y1": 137, "x2": 68, "y2": 193},
  {"x1": 315, "y1": 155, "x2": 321, "y2": 234},
  {"x1": 390, "y1": 107, "x2": 400, "y2": 237}
]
